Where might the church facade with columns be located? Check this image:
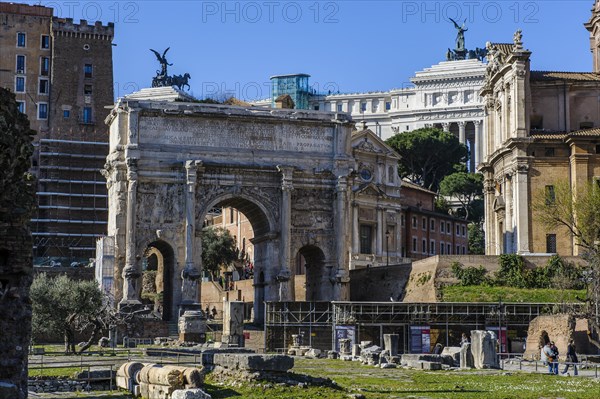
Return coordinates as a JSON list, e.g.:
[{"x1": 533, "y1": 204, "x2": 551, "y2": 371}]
[{"x1": 479, "y1": 2, "x2": 600, "y2": 255}]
